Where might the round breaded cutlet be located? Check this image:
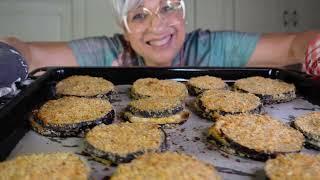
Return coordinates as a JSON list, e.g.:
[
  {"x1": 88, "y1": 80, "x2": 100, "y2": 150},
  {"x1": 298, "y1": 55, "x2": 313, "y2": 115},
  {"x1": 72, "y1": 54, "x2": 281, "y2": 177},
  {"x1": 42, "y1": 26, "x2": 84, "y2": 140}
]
[
  {"x1": 234, "y1": 76, "x2": 296, "y2": 104},
  {"x1": 187, "y1": 75, "x2": 228, "y2": 96},
  {"x1": 85, "y1": 123, "x2": 167, "y2": 164},
  {"x1": 123, "y1": 97, "x2": 190, "y2": 125},
  {"x1": 31, "y1": 96, "x2": 114, "y2": 137},
  {"x1": 131, "y1": 78, "x2": 188, "y2": 100},
  {"x1": 56, "y1": 75, "x2": 116, "y2": 101},
  {"x1": 0, "y1": 152, "x2": 89, "y2": 180},
  {"x1": 294, "y1": 112, "x2": 320, "y2": 150},
  {"x1": 265, "y1": 153, "x2": 320, "y2": 180},
  {"x1": 208, "y1": 114, "x2": 304, "y2": 161},
  {"x1": 110, "y1": 152, "x2": 221, "y2": 180},
  {"x1": 195, "y1": 90, "x2": 262, "y2": 120}
]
